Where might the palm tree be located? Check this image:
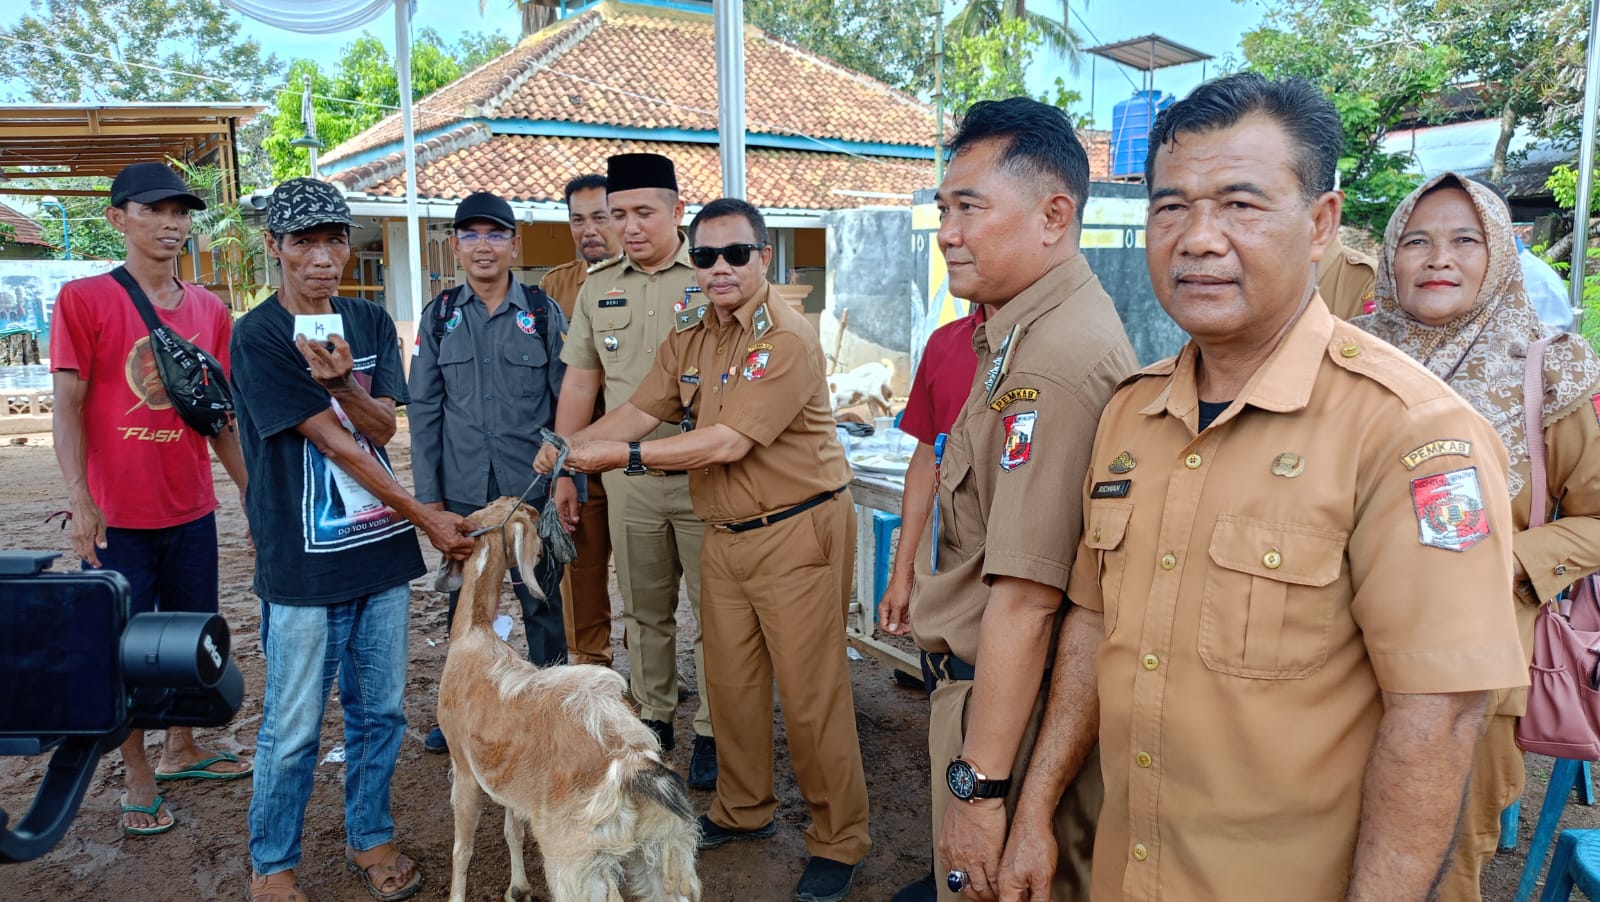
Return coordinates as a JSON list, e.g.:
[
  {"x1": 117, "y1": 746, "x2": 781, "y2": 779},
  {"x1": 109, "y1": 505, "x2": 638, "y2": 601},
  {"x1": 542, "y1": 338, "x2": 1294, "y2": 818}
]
[
  {"x1": 947, "y1": 0, "x2": 1082, "y2": 71},
  {"x1": 479, "y1": 0, "x2": 558, "y2": 39}
]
